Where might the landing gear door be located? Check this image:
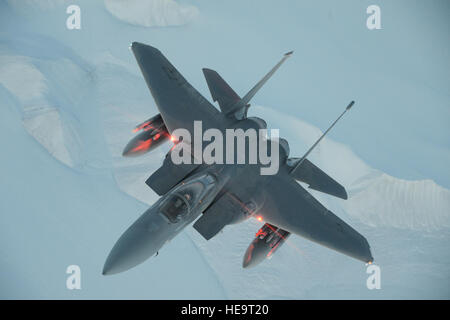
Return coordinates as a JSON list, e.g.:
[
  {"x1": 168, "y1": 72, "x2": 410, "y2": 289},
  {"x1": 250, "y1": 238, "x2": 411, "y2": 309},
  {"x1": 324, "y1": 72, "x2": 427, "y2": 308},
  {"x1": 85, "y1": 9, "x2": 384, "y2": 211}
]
[{"x1": 193, "y1": 192, "x2": 247, "y2": 240}]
